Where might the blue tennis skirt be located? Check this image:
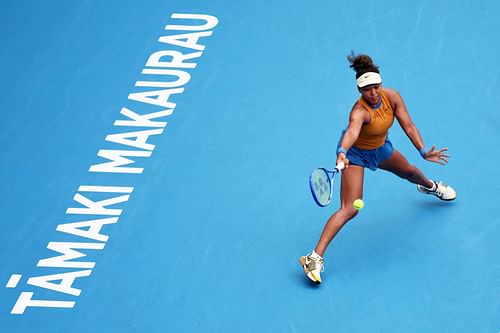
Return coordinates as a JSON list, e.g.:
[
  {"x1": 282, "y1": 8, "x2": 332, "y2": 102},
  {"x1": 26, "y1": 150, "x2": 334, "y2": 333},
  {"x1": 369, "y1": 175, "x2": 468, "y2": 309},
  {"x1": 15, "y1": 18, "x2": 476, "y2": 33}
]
[{"x1": 337, "y1": 130, "x2": 394, "y2": 171}]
